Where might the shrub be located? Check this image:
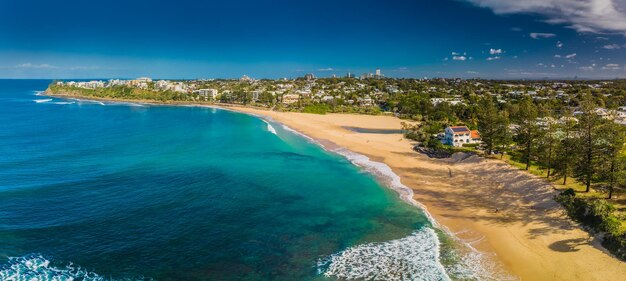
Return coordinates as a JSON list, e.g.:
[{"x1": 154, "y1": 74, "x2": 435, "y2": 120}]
[
  {"x1": 302, "y1": 104, "x2": 331, "y2": 114},
  {"x1": 555, "y1": 189, "x2": 626, "y2": 261}
]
